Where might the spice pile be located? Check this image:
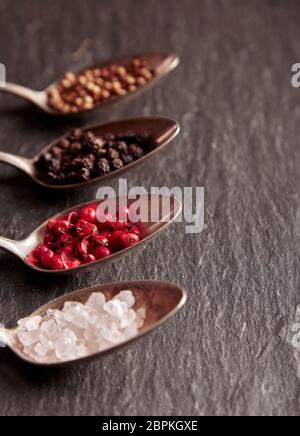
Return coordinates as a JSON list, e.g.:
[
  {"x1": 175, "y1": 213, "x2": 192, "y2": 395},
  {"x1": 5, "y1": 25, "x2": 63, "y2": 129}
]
[
  {"x1": 47, "y1": 57, "x2": 155, "y2": 114},
  {"x1": 35, "y1": 128, "x2": 151, "y2": 185},
  {"x1": 17, "y1": 290, "x2": 146, "y2": 363},
  {"x1": 28, "y1": 205, "x2": 142, "y2": 270}
]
